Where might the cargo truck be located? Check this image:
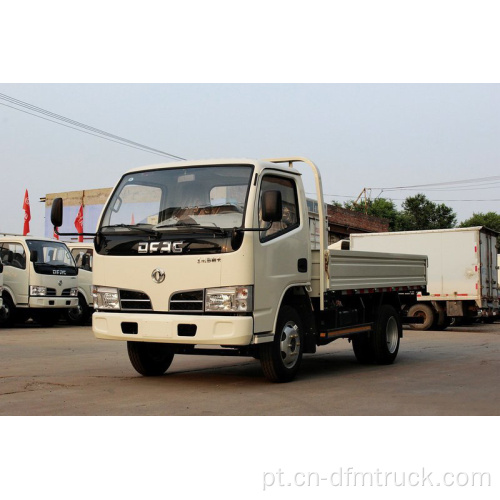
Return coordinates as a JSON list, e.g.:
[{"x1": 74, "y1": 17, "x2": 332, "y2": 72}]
[
  {"x1": 0, "y1": 235, "x2": 78, "y2": 327},
  {"x1": 350, "y1": 227, "x2": 500, "y2": 329},
  {"x1": 51, "y1": 157, "x2": 427, "y2": 382}
]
